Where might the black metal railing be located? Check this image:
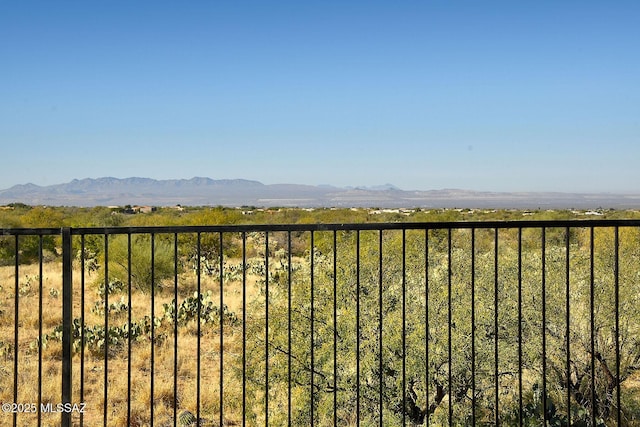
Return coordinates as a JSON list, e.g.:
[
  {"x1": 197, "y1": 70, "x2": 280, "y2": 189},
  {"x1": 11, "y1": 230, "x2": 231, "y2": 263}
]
[{"x1": 2, "y1": 220, "x2": 640, "y2": 426}]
